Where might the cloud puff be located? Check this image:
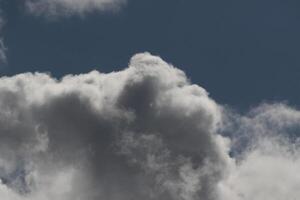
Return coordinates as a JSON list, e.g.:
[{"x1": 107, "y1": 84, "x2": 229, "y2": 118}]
[
  {"x1": 219, "y1": 138, "x2": 300, "y2": 200},
  {"x1": 25, "y1": 0, "x2": 127, "y2": 17},
  {"x1": 1, "y1": 53, "x2": 300, "y2": 200},
  {"x1": 0, "y1": 53, "x2": 231, "y2": 200},
  {"x1": 219, "y1": 103, "x2": 300, "y2": 200}
]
